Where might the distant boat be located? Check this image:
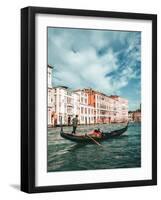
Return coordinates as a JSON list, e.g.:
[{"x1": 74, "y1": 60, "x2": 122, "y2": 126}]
[{"x1": 60, "y1": 122, "x2": 129, "y2": 144}]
